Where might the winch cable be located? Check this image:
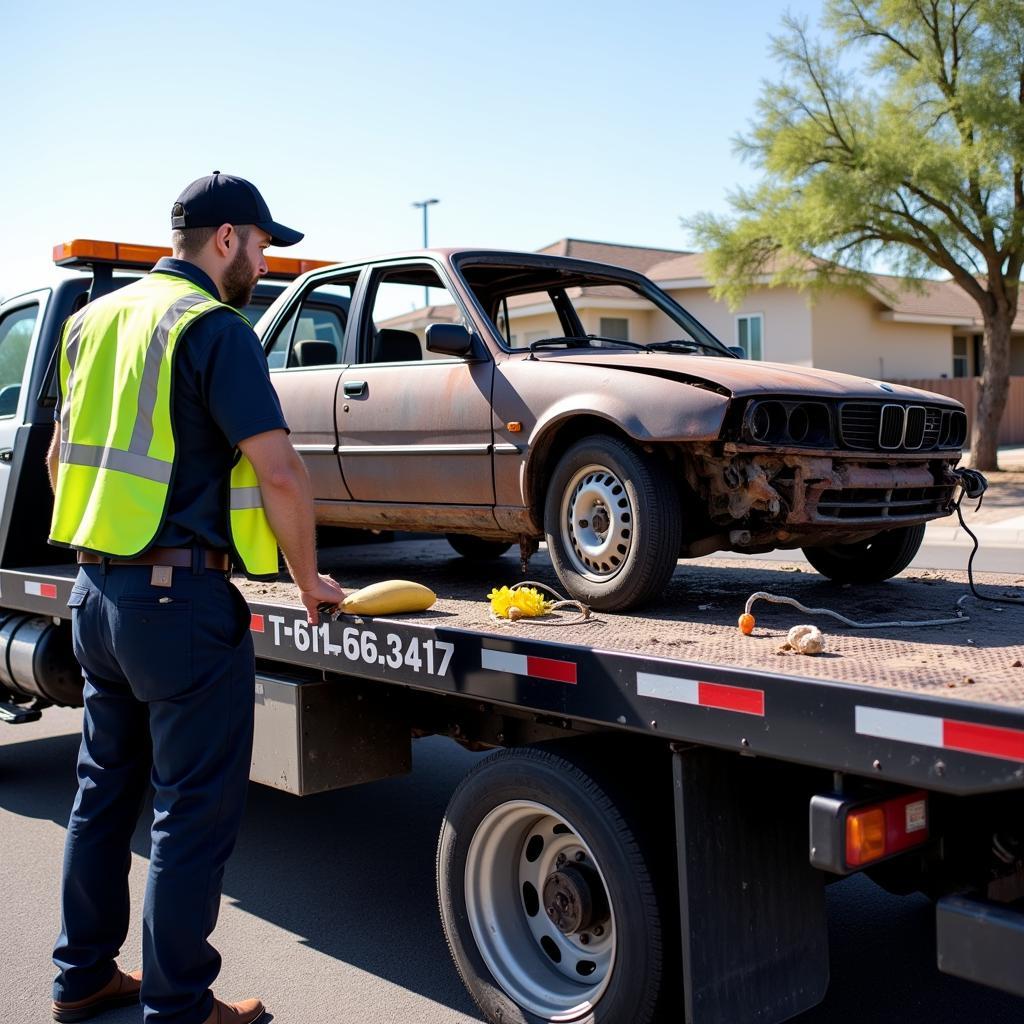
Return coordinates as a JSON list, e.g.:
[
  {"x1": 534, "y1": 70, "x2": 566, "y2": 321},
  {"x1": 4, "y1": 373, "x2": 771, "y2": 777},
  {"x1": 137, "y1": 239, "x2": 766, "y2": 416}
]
[
  {"x1": 742, "y1": 590, "x2": 969, "y2": 629},
  {"x1": 951, "y1": 466, "x2": 1024, "y2": 606},
  {"x1": 741, "y1": 467, "x2": 1024, "y2": 632}
]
